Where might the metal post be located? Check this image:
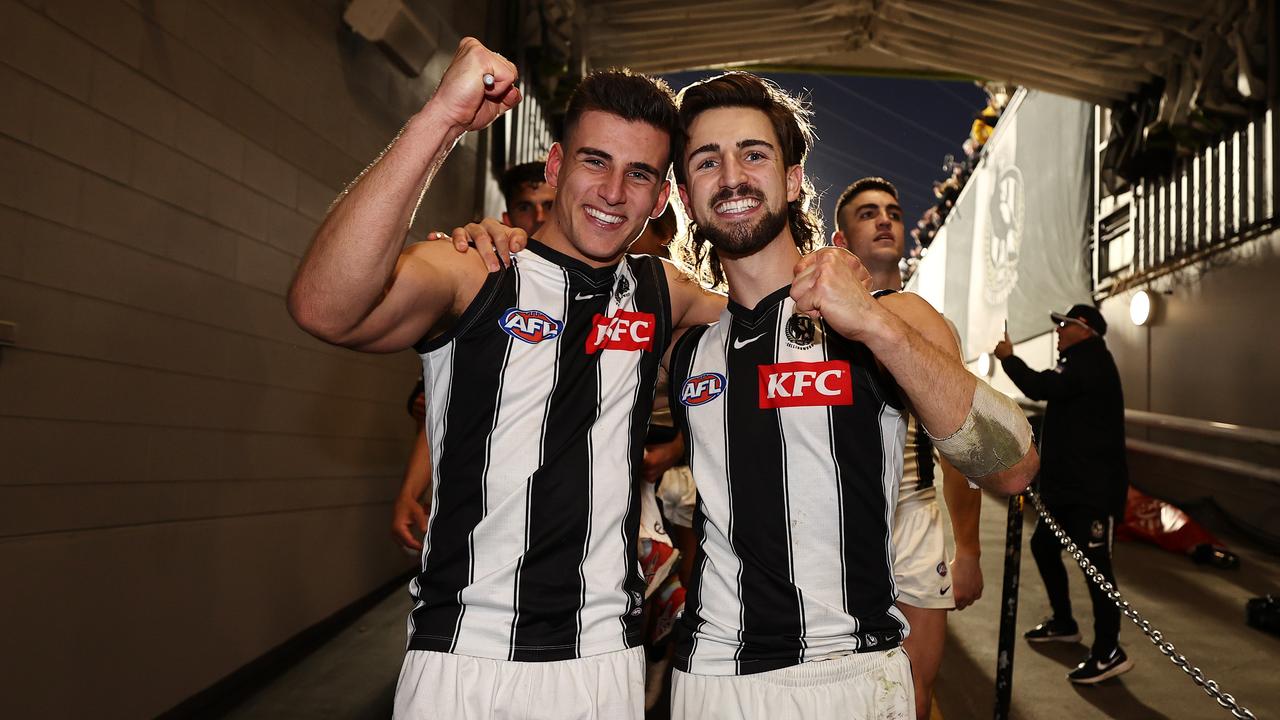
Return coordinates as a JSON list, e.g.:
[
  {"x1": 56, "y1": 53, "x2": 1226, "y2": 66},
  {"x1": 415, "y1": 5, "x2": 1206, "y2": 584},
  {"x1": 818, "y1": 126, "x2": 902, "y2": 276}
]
[{"x1": 993, "y1": 492, "x2": 1025, "y2": 720}]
